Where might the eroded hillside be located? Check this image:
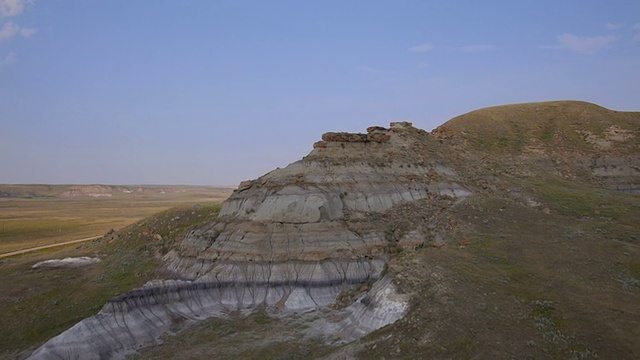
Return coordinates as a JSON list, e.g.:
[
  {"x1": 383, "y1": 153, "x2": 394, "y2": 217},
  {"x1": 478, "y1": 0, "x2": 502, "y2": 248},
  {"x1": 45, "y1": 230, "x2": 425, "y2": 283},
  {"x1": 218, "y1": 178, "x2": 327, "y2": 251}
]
[{"x1": 19, "y1": 101, "x2": 640, "y2": 360}]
